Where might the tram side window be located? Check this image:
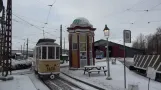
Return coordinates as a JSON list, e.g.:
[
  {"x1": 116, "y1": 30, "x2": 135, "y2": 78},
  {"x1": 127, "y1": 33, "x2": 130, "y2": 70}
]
[
  {"x1": 38, "y1": 47, "x2": 41, "y2": 59},
  {"x1": 36, "y1": 47, "x2": 38, "y2": 59},
  {"x1": 56, "y1": 47, "x2": 60, "y2": 59},
  {"x1": 36, "y1": 47, "x2": 41, "y2": 59},
  {"x1": 42, "y1": 47, "x2": 47, "y2": 59},
  {"x1": 48, "y1": 47, "x2": 55, "y2": 59}
]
